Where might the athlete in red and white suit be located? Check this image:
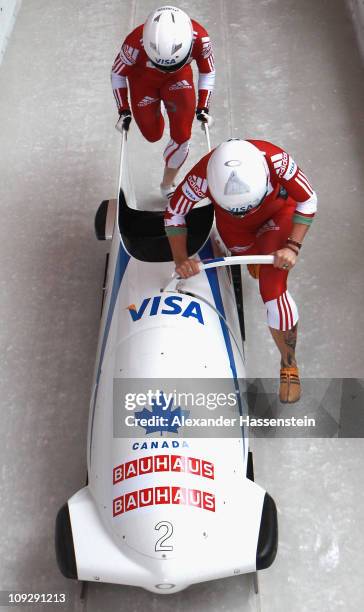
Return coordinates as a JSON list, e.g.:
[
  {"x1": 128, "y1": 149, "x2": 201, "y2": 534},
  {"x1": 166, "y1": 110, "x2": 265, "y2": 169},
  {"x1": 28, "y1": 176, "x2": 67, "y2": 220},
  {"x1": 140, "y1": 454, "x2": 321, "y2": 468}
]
[
  {"x1": 164, "y1": 140, "x2": 318, "y2": 402},
  {"x1": 111, "y1": 19, "x2": 215, "y2": 189}
]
